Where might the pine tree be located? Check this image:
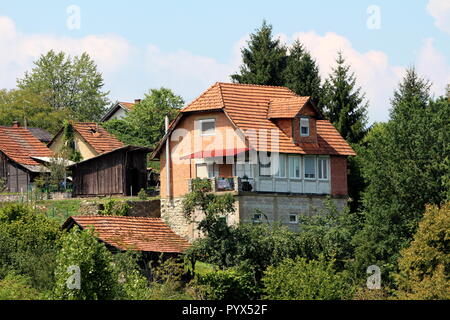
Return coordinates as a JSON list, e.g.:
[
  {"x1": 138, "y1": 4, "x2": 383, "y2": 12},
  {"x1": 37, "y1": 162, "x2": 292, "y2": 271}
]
[
  {"x1": 231, "y1": 20, "x2": 287, "y2": 86},
  {"x1": 353, "y1": 68, "x2": 450, "y2": 283},
  {"x1": 322, "y1": 52, "x2": 368, "y2": 144},
  {"x1": 283, "y1": 40, "x2": 322, "y2": 103}
]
